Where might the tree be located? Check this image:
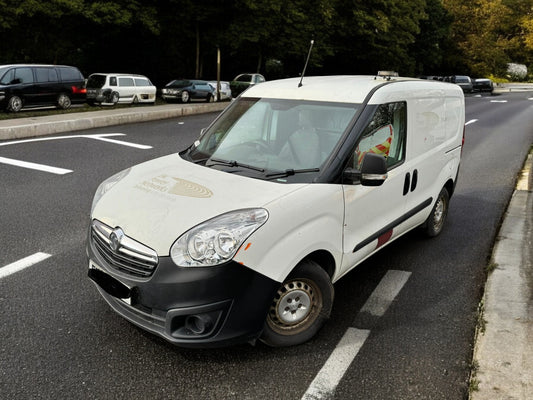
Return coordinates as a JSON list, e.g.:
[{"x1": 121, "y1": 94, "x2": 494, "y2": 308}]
[
  {"x1": 325, "y1": 0, "x2": 426, "y2": 76},
  {"x1": 411, "y1": 0, "x2": 453, "y2": 76}
]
